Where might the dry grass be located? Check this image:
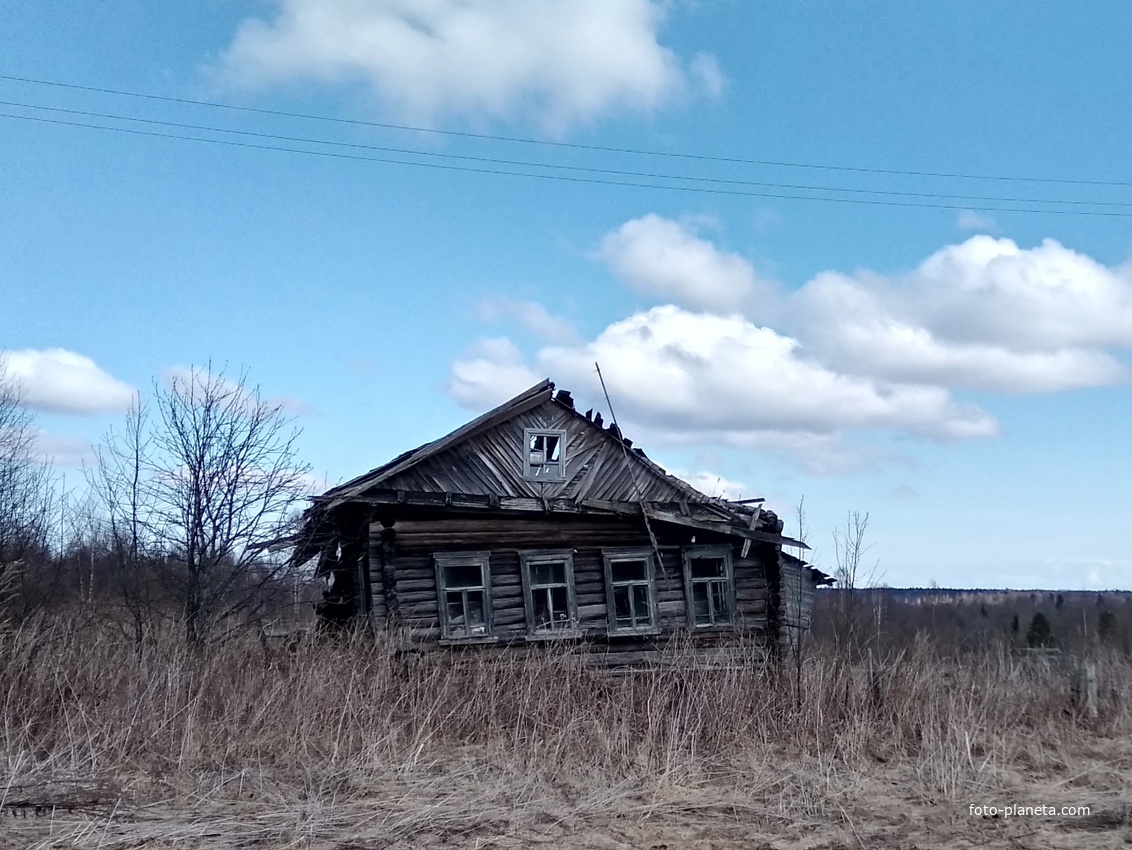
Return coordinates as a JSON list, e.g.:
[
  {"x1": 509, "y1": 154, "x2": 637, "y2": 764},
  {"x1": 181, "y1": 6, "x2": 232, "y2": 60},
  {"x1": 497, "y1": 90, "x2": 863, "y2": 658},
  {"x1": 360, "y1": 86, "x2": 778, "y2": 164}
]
[{"x1": 2, "y1": 616, "x2": 1131, "y2": 848}]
